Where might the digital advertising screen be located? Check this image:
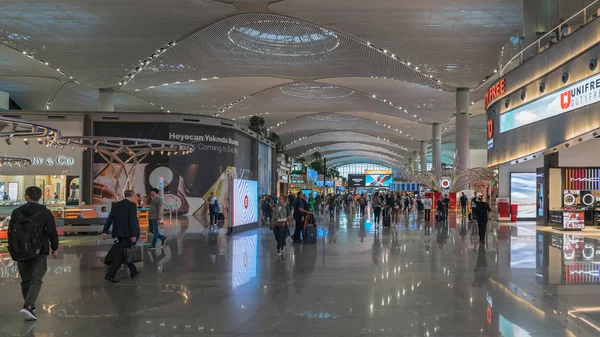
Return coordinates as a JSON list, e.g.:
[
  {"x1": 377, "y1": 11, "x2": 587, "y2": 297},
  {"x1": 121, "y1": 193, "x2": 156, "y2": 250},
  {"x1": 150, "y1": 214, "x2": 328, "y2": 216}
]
[
  {"x1": 315, "y1": 180, "x2": 334, "y2": 187},
  {"x1": 365, "y1": 169, "x2": 391, "y2": 175},
  {"x1": 300, "y1": 189, "x2": 312, "y2": 198},
  {"x1": 348, "y1": 174, "x2": 366, "y2": 187},
  {"x1": 306, "y1": 168, "x2": 318, "y2": 183},
  {"x1": 232, "y1": 179, "x2": 258, "y2": 227},
  {"x1": 563, "y1": 212, "x2": 585, "y2": 229},
  {"x1": 365, "y1": 174, "x2": 392, "y2": 187},
  {"x1": 510, "y1": 173, "x2": 536, "y2": 219},
  {"x1": 231, "y1": 234, "x2": 258, "y2": 289}
]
